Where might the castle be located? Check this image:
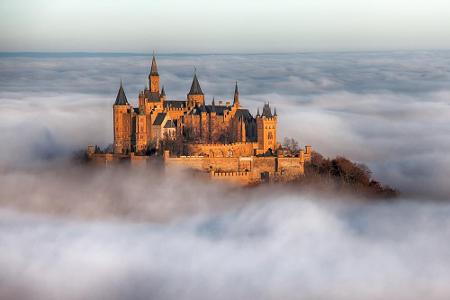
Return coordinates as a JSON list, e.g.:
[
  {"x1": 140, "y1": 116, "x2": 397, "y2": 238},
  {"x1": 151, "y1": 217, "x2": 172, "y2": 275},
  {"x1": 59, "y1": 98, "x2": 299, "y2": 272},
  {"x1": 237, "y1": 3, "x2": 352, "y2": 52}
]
[{"x1": 88, "y1": 54, "x2": 312, "y2": 185}]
